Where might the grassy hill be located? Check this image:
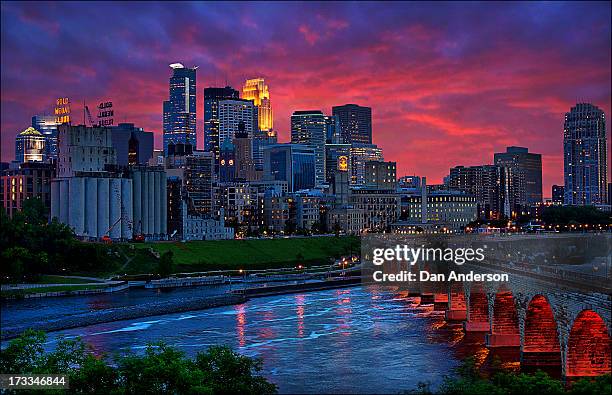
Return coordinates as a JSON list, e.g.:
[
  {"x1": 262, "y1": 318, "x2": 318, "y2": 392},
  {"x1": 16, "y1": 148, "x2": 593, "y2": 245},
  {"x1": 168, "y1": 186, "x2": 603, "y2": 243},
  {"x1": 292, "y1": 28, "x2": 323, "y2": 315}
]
[{"x1": 131, "y1": 236, "x2": 360, "y2": 273}]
